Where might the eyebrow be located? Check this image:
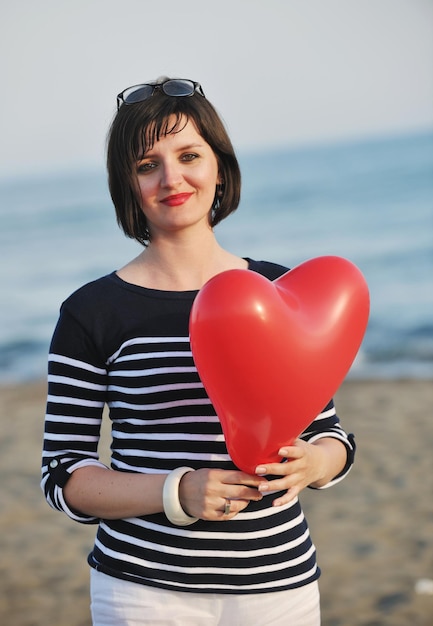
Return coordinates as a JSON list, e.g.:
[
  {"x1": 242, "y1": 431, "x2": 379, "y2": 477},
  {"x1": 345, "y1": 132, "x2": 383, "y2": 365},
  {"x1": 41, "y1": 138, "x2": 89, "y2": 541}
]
[{"x1": 138, "y1": 142, "x2": 205, "y2": 160}]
